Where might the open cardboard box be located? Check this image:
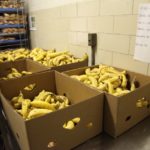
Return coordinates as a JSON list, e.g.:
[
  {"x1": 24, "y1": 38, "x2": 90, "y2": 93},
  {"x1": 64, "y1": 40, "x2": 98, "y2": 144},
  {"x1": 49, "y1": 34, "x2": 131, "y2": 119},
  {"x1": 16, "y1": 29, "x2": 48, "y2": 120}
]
[
  {"x1": 63, "y1": 65, "x2": 150, "y2": 137},
  {"x1": 0, "y1": 58, "x2": 49, "y2": 80},
  {"x1": 0, "y1": 70, "x2": 104, "y2": 150},
  {"x1": 0, "y1": 48, "x2": 88, "y2": 72}
]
